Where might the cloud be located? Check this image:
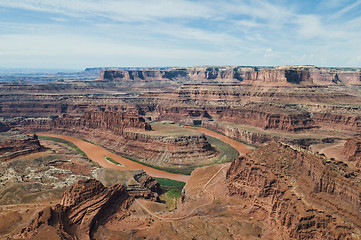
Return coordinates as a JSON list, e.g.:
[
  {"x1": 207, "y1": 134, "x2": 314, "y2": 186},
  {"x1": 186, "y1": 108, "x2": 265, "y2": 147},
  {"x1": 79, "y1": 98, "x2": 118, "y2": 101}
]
[
  {"x1": 330, "y1": 0, "x2": 361, "y2": 19},
  {"x1": 0, "y1": 0, "x2": 217, "y2": 22},
  {"x1": 1, "y1": 0, "x2": 361, "y2": 68}
]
